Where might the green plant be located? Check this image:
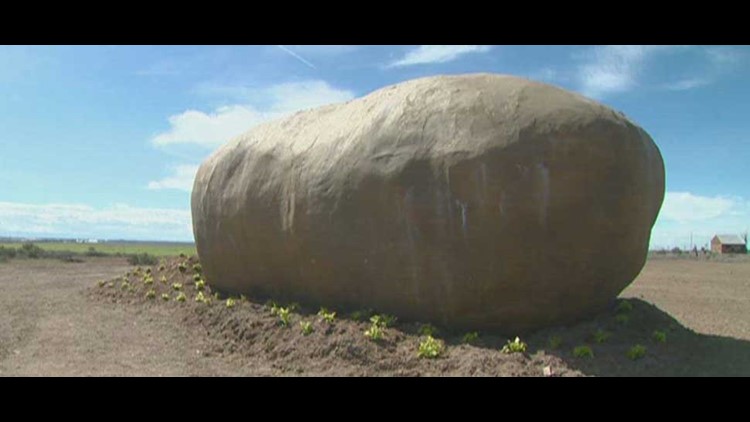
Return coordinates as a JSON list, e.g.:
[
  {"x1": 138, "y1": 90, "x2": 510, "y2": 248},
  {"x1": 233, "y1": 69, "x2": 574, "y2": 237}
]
[
  {"x1": 178, "y1": 262, "x2": 187, "y2": 273},
  {"x1": 175, "y1": 292, "x2": 187, "y2": 302},
  {"x1": 617, "y1": 300, "x2": 633, "y2": 313},
  {"x1": 192, "y1": 263, "x2": 202, "y2": 274},
  {"x1": 502, "y1": 337, "x2": 528, "y2": 354},
  {"x1": 145, "y1": 267, "x2": 152, "y2": 274},
  {"x1": 143, "y1": 276, "x2": 154, "y2": 286},
  {"x1": 195, "y1": 291, "x2": 207, "y2": 303},
  {"x1": 573, "y1": 345, "x2": 594, "y2": 358},
  {"x1": 418, "y1": 335, "x2": 445, "y2": 359},
  {"x1": 146, "y1": 289, "x2": 156, "y2": 299},
  {"x1": 97, "y1": 280, "x2": 106, "y2": 288},
  {"x1": 462, "y1": 331, "x2": 480, "y2": 344},
  {"x1": 161, "y1": 293, "x2": 170, "y2": 301},
  {"x1": 548, "y1": 335, "x2": 563, "y2": 350},
  {"x1": 627, "y1": 344, "x2": 647, "y2": 360},
  {"x1": 652, "y1": 330, "x2": 667, "y2": 344},
  {"x1": 120, "y1": 281, "x2": 130, "y2": 291},
  {"x1": 160, "y1": 275, "x2": 167, "y2": 284},
  {"x1": 592, "y1": 329, "x2": 611, "y2": 344},
  {"x1": 364, "y1": 324, "x2": 383, "y2": 340},
  {"x1": 288, "y1": 302, "x2": 300, "y2": 312},
  {"x1": 159, "y1": 265, "x2": 165, "y2": 272},
  {"x1": 278, "y1": 307, "x2": 291, "y2": 326},
  {"x1": 108, "y1": 281, "x2": 115, "y2": 288},
  {"x1": 317, "y1": 307, "x2": 336, "y2": 323},
  {"x1": 419, "y1": 324, "x2": 439, "y2": 337},
  {"x1": 300, "y1": 321, "x2": 313, "y2": 335},
  {"x1": 370, "y1": 314, "x2": 397, "y2": 328},
  {"x1": 193, "y1": 274, "x2": 201, "y2": 282},
  {"x1": 615, "y1": 314, "x2": 630, "y2": 325},
  {"x1": 171, "y1": 282, "x2": 183, "y2": 291},
  {"x1": 226, "y1": 298, "x2": 236, "y2": 308},
  {"x1": 179, "y1": 253, "x2": 187, "y2": 259},
  {"x1": 195, "y1": 280, "x2": 205, "y2": 291}
]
